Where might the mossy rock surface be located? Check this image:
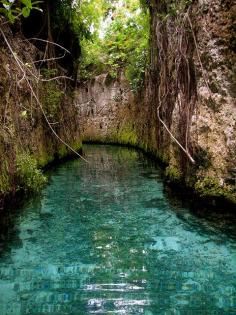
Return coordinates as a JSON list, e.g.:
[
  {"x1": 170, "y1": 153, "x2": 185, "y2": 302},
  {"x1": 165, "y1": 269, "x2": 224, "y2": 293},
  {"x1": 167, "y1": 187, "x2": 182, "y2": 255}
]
[
  {"x1": 195, "y1": 177, "x2": 236, "y2": 204},
  {"x1": 16, "y1": 152, "x2": 47, "y2": 193},
  {"x1": 0, "y1": 161, "x2": 10, "y2": 195},
  {"x1": 165, "y1": 165, "x2": 183, "y2": 184}
]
